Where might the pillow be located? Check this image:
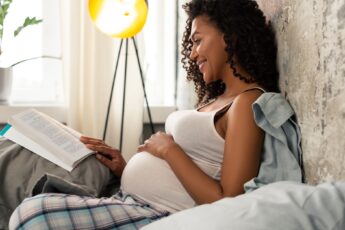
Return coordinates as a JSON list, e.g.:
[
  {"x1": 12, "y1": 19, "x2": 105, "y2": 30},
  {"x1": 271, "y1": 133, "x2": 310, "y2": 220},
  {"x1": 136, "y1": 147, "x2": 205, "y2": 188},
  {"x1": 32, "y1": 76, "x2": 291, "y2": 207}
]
[{"x1": 143, "y1": 181, "x2": 345, "y2": 230}]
